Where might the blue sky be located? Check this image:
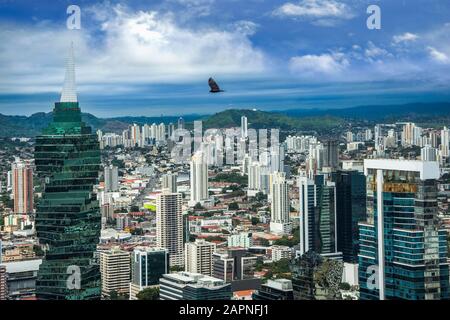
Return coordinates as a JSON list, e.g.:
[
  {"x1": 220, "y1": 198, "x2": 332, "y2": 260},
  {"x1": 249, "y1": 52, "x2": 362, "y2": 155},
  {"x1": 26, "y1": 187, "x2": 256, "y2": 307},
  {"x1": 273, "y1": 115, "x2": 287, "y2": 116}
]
[{"x1": 0, "y1": 0, "x2": 450, "y2": 117}]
